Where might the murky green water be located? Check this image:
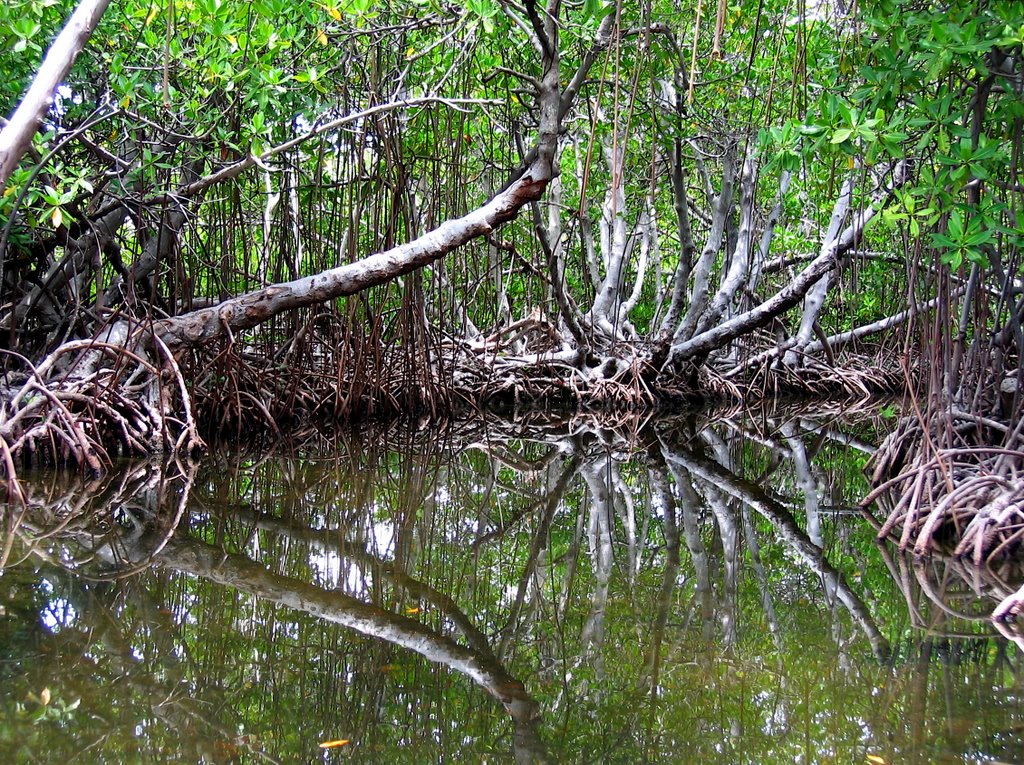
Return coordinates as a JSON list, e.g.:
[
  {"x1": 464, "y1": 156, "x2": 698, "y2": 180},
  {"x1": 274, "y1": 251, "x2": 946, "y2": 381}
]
[{"x1": 1, "y1": 409, "x2": 1022, "y2": 764}]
